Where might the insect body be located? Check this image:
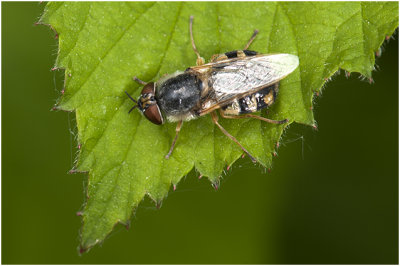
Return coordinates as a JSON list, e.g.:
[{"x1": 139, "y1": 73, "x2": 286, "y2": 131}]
[{"x1": 126, "y1": 16, "x2": 299, "y2": 162}]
